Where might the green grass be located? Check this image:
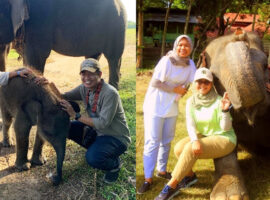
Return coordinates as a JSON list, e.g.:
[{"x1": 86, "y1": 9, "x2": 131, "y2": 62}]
[
  {"x1": 136, "y1": 70, "x2": 270, "y2": 200},
  {"x1": 7, "y1": 49, "x2": 20, "y2": 59}
]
